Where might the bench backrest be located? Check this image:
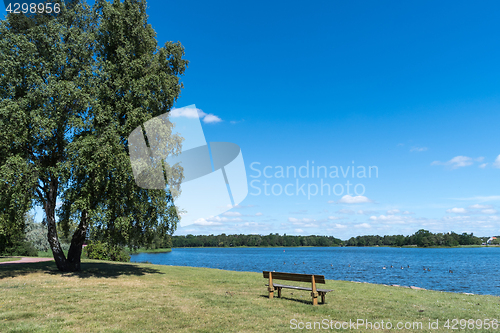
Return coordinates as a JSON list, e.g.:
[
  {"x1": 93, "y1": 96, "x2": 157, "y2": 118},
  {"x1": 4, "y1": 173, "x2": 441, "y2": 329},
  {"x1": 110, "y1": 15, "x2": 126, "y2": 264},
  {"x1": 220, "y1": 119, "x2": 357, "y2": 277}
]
[{"x1": 263, "y1": 271, "x2": 326, "y2": 284}]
